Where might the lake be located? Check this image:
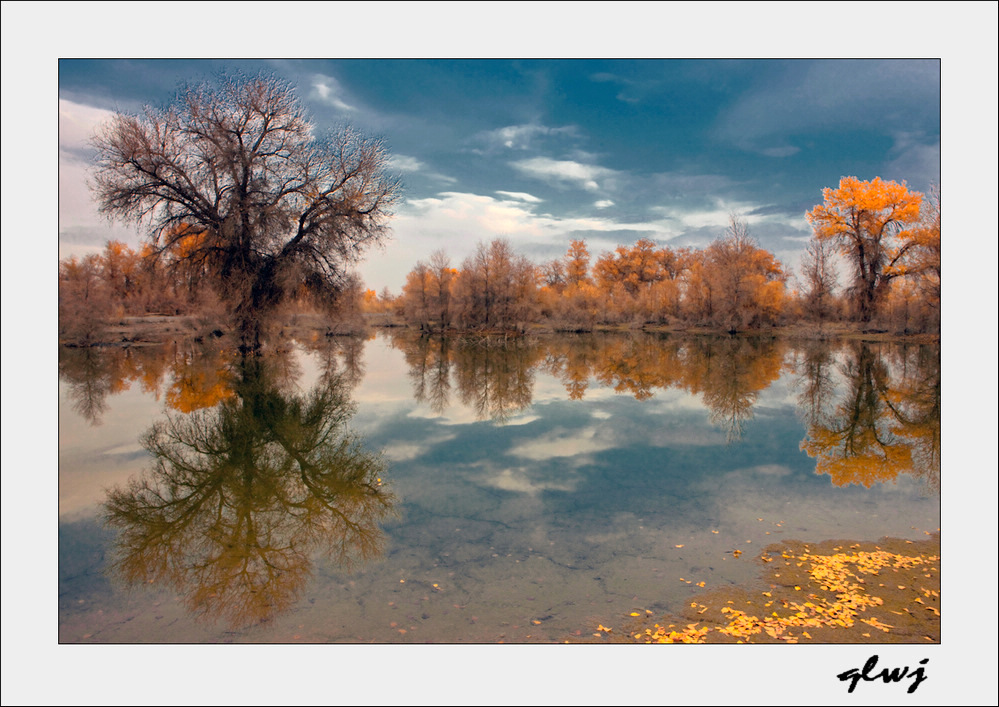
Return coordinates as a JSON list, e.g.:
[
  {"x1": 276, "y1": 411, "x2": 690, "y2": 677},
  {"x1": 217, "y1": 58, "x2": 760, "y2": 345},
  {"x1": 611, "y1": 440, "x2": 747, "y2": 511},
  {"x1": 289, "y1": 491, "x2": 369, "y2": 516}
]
[{"x1": 58, "y1": 330, "x2": 940, "y2": 643}]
